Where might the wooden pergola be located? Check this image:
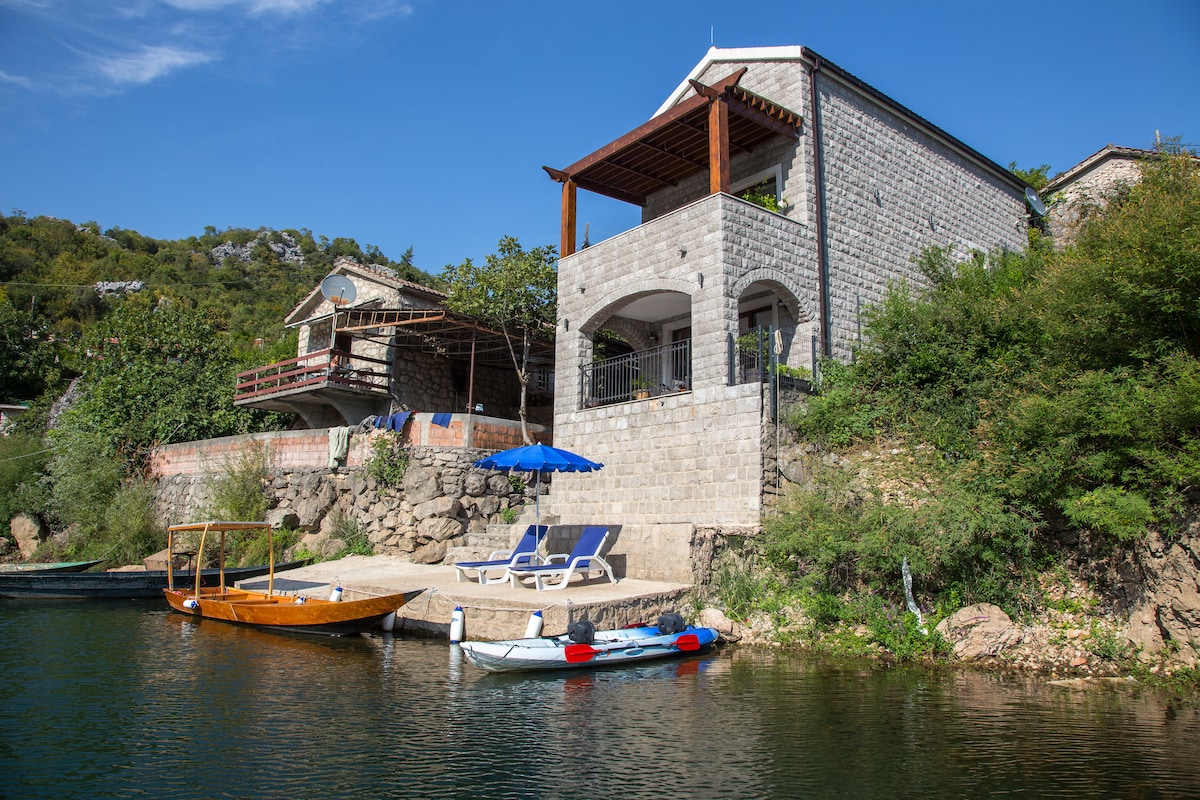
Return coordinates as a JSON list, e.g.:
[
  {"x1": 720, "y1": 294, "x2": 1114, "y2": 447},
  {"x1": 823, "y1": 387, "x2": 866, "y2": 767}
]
[
  {"x1": 544, "y1": 68, "x2": 804, "y2": 257},
  {"x1": 336, "y1": 307, "x2": 555, "y2": 368}
]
